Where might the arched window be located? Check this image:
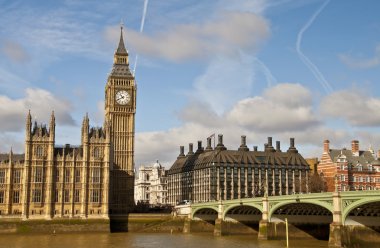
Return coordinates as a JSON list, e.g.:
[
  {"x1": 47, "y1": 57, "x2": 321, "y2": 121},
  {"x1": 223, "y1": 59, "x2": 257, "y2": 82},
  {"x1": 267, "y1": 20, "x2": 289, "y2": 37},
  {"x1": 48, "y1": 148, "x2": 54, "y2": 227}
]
[
  {"x1": 93, "y1": 147, "x2": 101, "y2": 158},
  {"x1": 36, "y1": 146, "x2": 43, "y2": 157}
]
